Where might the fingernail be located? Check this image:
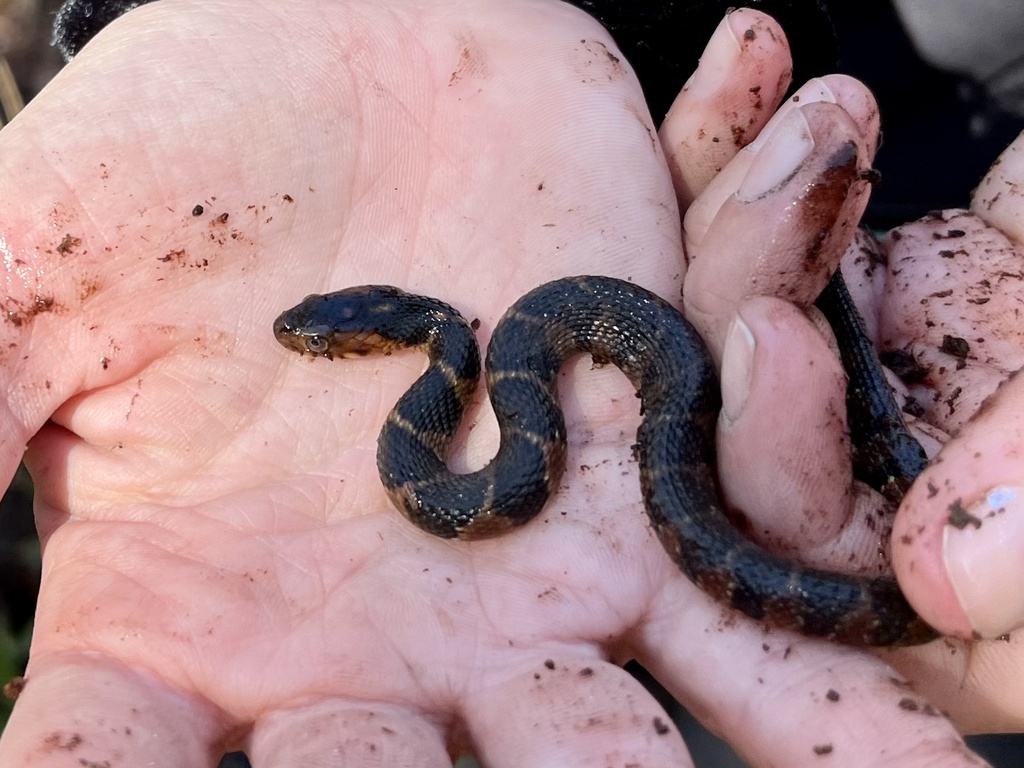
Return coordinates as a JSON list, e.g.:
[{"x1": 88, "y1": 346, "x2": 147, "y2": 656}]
[
  {"x1": 746, "y1": 78, "x2": 837, "y2": 153},
  {"x1": 943, "y1": 486, "x2": 1024, "y2": 638},
  {"x1": 682, "y1": 14, "x2": 741, "y2": 99},
  {"x1": 736, "y1": 108, "x2": 815, "y2": 200},
  {"x1": 720, "y1": 314, "x2": 755, "y2": 424}
]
